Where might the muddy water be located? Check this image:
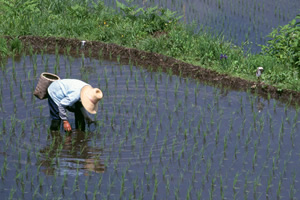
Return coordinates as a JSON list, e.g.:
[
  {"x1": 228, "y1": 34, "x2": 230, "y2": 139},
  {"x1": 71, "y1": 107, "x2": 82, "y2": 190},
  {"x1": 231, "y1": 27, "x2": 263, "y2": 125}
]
[
  {"x1": 0, "y1": 53, "x2": 300, "y2": 199},
  {"x1": 105, "y1": 0, "x2": 299, "y2": 52}
]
